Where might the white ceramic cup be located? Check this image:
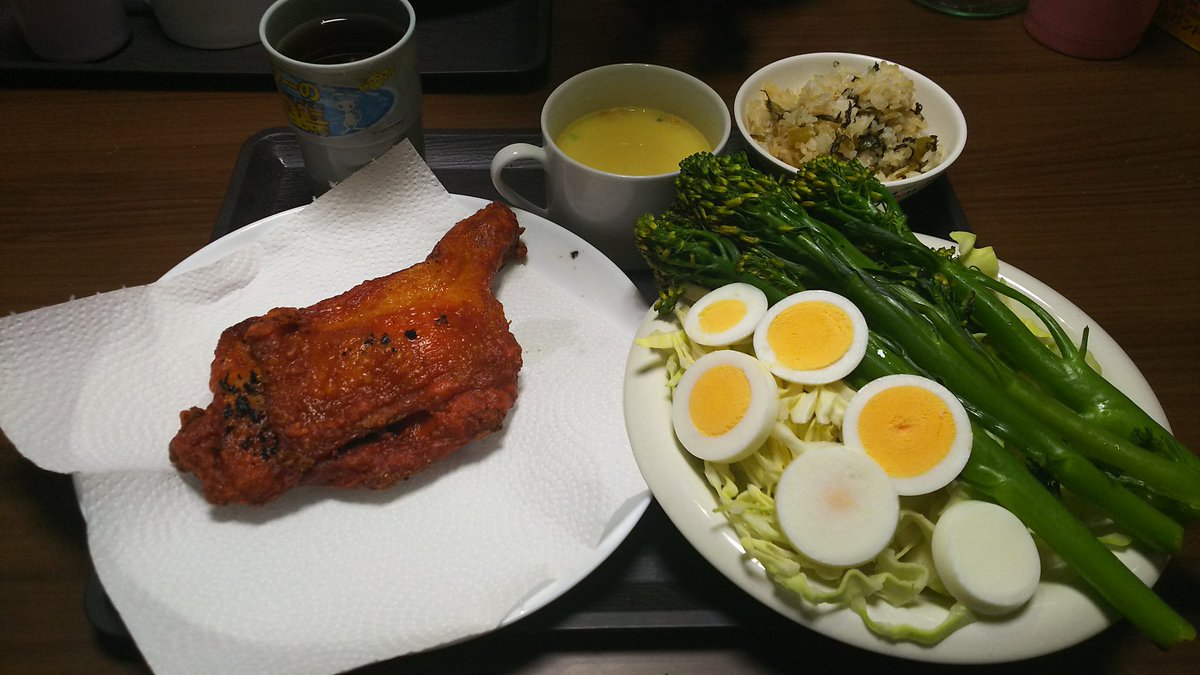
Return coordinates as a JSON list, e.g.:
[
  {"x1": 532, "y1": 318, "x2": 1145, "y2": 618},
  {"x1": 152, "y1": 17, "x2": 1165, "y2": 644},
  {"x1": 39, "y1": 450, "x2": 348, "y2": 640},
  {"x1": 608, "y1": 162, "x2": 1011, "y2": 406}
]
[
  {"x1": 490, "y1": 63, "x2": 731, "y2": 271},
  {"x1": 11, "y1": 0, "x2": 129, "y2": 63},
  {"x1": 155, "y1": 0, "x2": 277, "y2": 50},
  {"x1": 260, "y1": 0, "x2": 423, "y2": 195}
]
